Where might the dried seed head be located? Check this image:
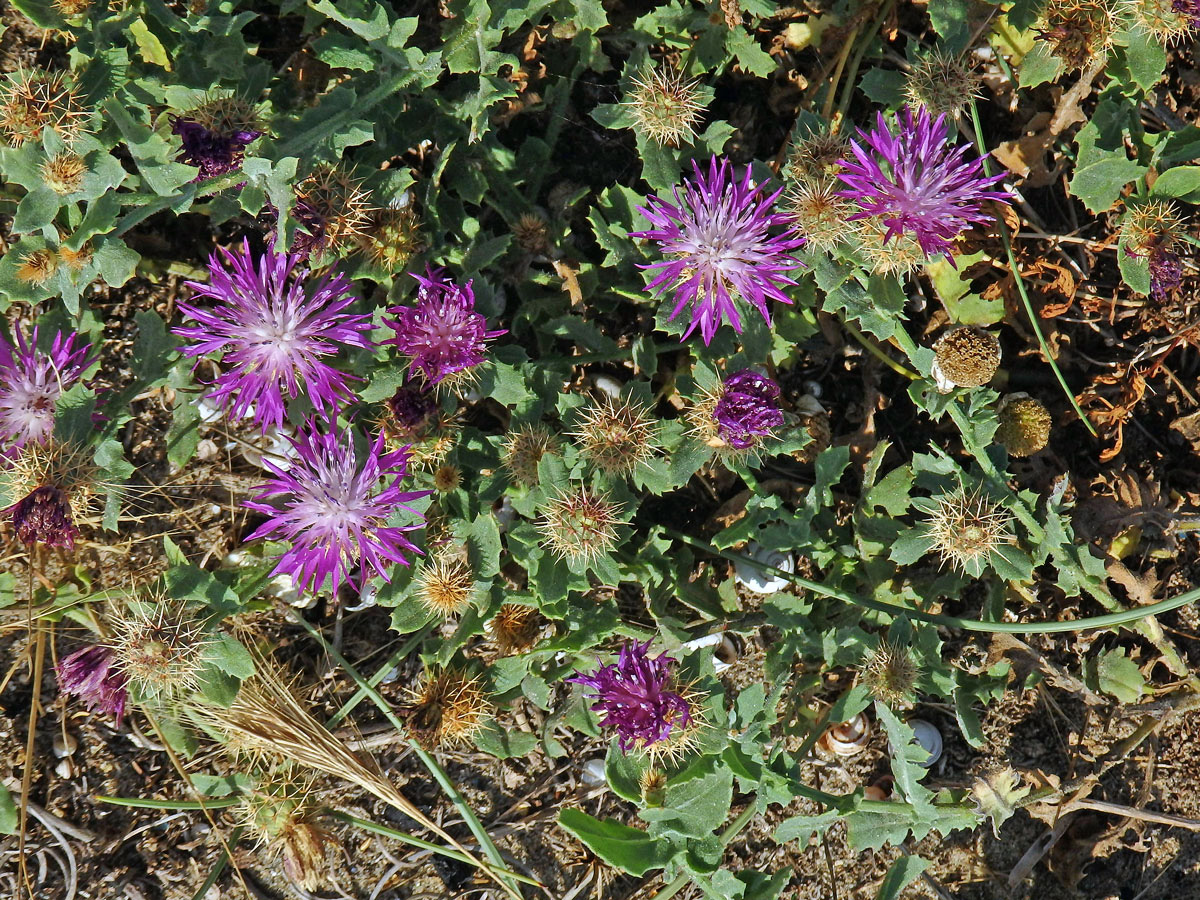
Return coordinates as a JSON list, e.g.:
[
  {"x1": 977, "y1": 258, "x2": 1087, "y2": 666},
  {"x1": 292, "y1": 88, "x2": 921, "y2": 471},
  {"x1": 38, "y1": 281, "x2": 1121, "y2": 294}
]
[
  {"x1": 571, "y1": 395, "x2": 659, "y2": 476},
  {"x1": 1125, "y1": 0, "x2": 1196, "y2": 41},
  {"x1": 3, "y1": 439, "x2": 96, "y2": 543},
  {"x1": 783, "y1": 181, "x2": 860, "y2": 250},
  {"x1": 500, "y1": 424, "x2": 558, "y2": 488},
  {"x1": 639, "y1": 768, "x2": 667, "y2": 806},
  {"x1": 512, "y1": 212, "x2": 550, "y2": 254},
  {"x1": 109, "y1": 598, "x2": 214, "y2": 699},
  {"x1": 857, "y1": 215, "x2": 926, "y2": 276},
  {"x1": 1039, "y1": 0, "x2": 1117, "y2": 69},
  {"x1": 401, "y1": 668, "x2": 491, "y2": 748},
  {"x1": 625, "y1": 67, "x2": 705, "y2": 148},
  {"x1": 0, "y1": 69, "x2": 89, "y2": 147},
  {"x1": 41, "y1": 151, "x2": 87, "y2": 195},
  {"x1": 995, "y1": 394, "x2": 1052, "y2": 457},
  {"x1": 432, "y1": 464, "x2": 461, "y2": 492},
  {"x1": 932, "y1": 326, "x2": 1001, "y2": 390},
  {"x1": 925, "y1": 485, "x2": 1014, "y2": 574},
  {"x1": 488, "y1": 603, "x2": 544, "y2": 655},
  {"x1": 58, "y1": 243, "x2": 92, "y2": 272},
  {"x1": 862, "y1": 638, "x2": 920, "y2": 708},
  {"x1": 539, "y1": 486, "x2": 621, "y2": 566},
  {"x1": 16, "y1": 249, "x2": 58, "y2": 285},
  {"x1": 414, "y1": 552, "x2": 475, "y2": 617},
  {"x1": 293, "y1": 165, "x2": 375, "y2": 256},
  {"x1": 904, "y1": 50, "x2": 979, "y2": 118},
  {"x1": 785, "y1": 131, "x2": 849, "y2": 188},
  {"x1": 358, "y1": 206, "x2": 425, "y2": 270},
  {"x1": 9, "y1": 484, "x2": 77, "y2": 547}
]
